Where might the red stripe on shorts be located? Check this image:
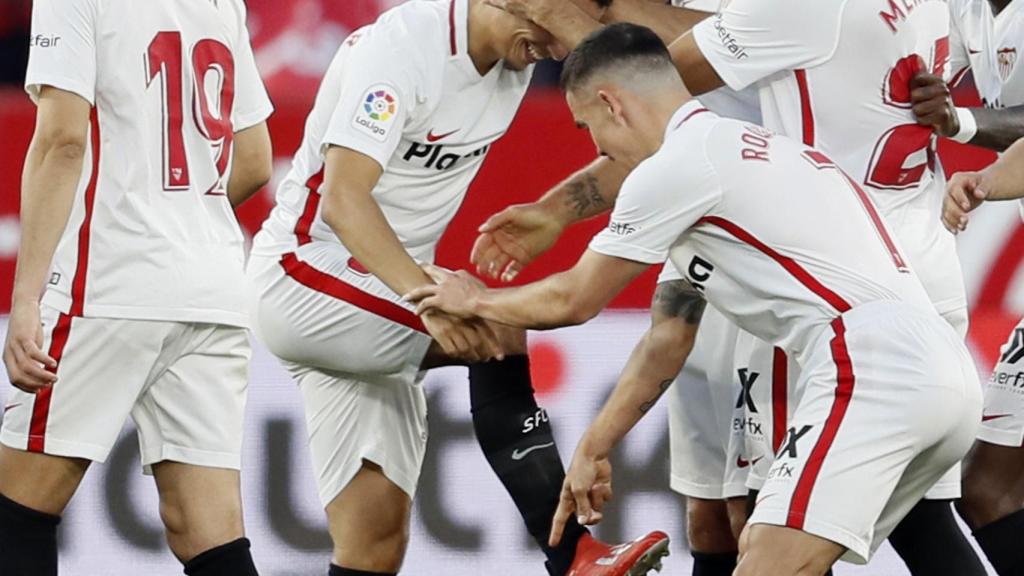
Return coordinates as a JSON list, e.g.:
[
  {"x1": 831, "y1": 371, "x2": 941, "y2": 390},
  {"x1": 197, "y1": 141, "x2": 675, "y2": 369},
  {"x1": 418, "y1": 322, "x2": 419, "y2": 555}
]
[
  {"x1": 795, "y1": 69, "x2": 815, "y2": 146},
  {"x1": 771, "y1": 347, "x2": 788, "y2": 453},
  {"x1": 786, "y1": 317, "x2": 855, "y2": 528},
  {"x1": 279, "y1": 252, "x2": 427, "y2": 334},
  {"x1": 29, "y1": 111, "x2": 100, "y2": 452}
]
